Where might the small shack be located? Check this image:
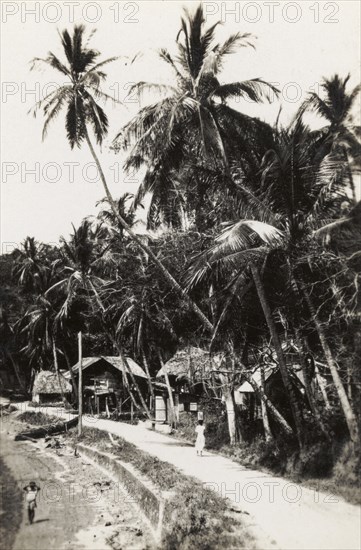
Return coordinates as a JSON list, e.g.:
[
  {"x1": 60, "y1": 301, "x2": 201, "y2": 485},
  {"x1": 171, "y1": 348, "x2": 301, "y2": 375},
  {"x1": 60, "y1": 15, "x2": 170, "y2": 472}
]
[
  {"x1": 156, "y1": 347, "x2": 215, "y2": 421},
  {"x1": 64, "y1": 356, "x2": 148, "y2": 415},
  {"x1": 32, "y1": 370, "x2": 72, "y2": 404}
]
